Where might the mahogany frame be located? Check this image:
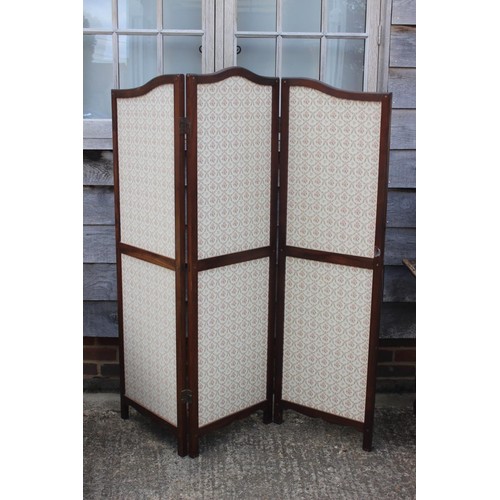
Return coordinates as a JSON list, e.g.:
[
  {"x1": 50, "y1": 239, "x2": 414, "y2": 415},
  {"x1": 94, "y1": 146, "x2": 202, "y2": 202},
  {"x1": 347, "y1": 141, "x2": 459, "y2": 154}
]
[
  {"x1": 111, "y1": 69, "x2": 391, "y2": 458},
  {"x1": 273, "y1": 78, "x2": 392, "y2": 451},
  {"x1": 112, "y1": 74, "x2": 188, "y2": 456},
  {"x1": 185, "y1": 67, "x2": 280, "y2": 457}
]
